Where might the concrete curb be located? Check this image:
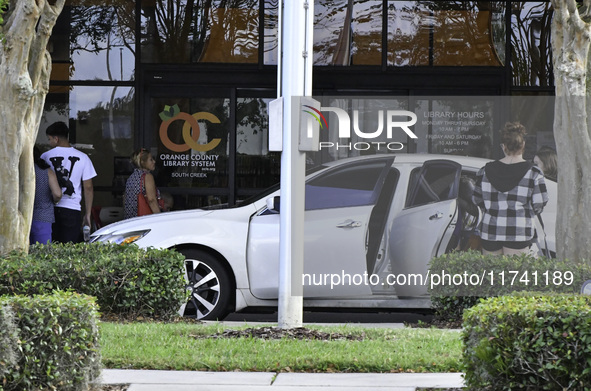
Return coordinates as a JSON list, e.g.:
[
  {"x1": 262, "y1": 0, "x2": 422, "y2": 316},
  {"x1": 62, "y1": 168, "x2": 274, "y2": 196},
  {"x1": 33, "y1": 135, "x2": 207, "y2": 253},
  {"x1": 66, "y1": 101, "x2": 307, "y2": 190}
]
[{"x1": 99, "y1": 369, "x2": 465, "y2": 390}]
